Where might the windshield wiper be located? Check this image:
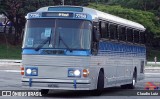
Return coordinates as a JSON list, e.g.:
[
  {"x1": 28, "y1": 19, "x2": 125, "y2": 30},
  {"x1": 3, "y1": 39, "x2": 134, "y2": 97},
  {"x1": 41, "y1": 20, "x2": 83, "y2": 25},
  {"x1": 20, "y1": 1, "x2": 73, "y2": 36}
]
[
  {"x1": 59, "y1": 34, "x2": 72, "y2": 52},
  {"x1": 35, "y1": 37, "x2": 50, "y2": 51}
]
